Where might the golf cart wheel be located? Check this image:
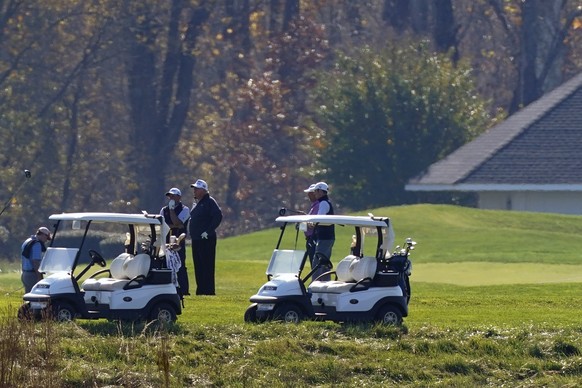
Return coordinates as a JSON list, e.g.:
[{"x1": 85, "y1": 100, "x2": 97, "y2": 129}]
[
  {"x1": 376, "y1": 304, "x2": 402, "y2": 326},
  {"x1": 149, "y1": 303, "x2": 177, "y2": 324},
  {"x1": 273, "y1": 303, "x2": 303, "y2": 324},
  {"x1": 52, "y1": 303, "x2": 76, "y2": 322},
  {"x1": 244, "y1": 304, "x2": 259, "y2": 323}
]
